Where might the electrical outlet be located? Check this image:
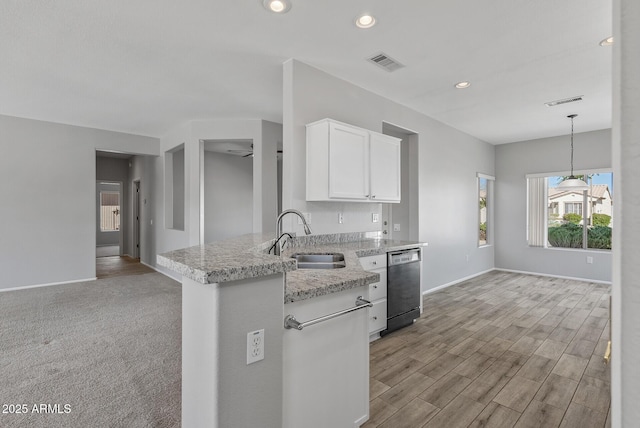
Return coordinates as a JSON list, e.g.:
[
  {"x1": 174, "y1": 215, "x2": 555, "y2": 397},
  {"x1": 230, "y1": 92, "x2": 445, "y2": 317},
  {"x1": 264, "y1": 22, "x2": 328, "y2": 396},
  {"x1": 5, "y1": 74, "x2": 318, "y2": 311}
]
[
  {"x1": 393, "y1": 223, "x2": 401, "y2": 232},
  {"x1": 372, "y1": 213, "x2": 380, "y2": 223},
  {"x1": 246, "y1": 329, "x2": 264, "y2": 365},
  {"x1": 587, "y1": 256, "x2": 594, "y2": 264},
  {"x1": 338, "y1": 213, "x2": 344, "y2": 224}
]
